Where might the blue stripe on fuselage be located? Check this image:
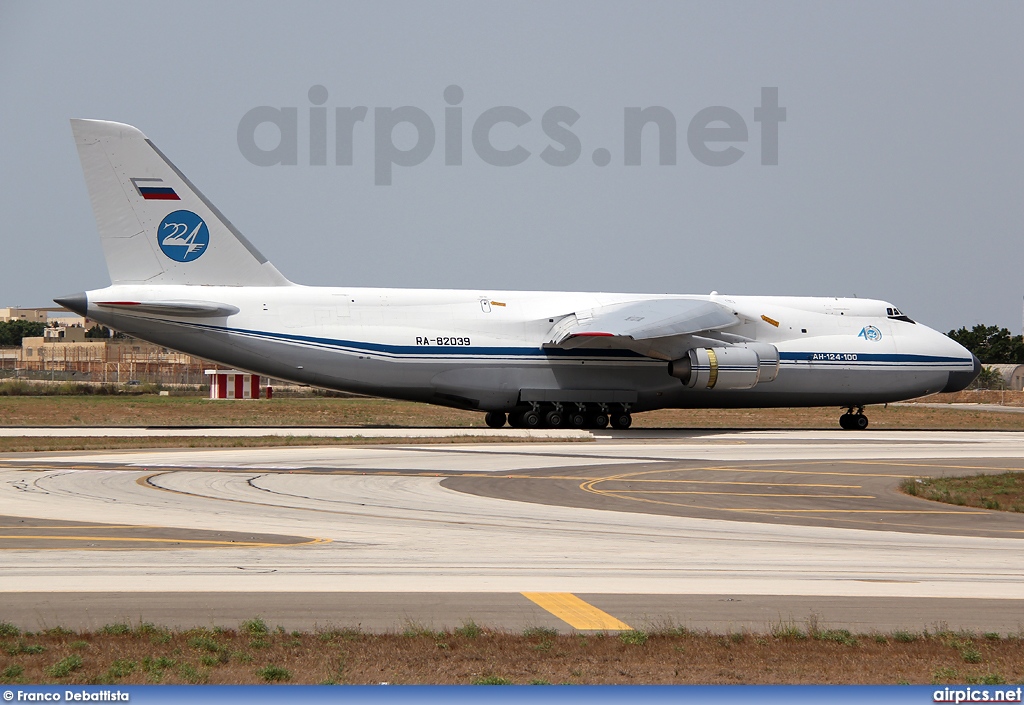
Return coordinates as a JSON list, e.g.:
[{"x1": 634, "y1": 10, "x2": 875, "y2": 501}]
[
  {"x1": 167, "y1": 320, "x2": 642, "y2": 359},
  {"x1": 780, "y1": 352, "x2": 971, "y2": 364},
  {"x1": 145, "y1": 319, "x2": 975, "y2": 368}
]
